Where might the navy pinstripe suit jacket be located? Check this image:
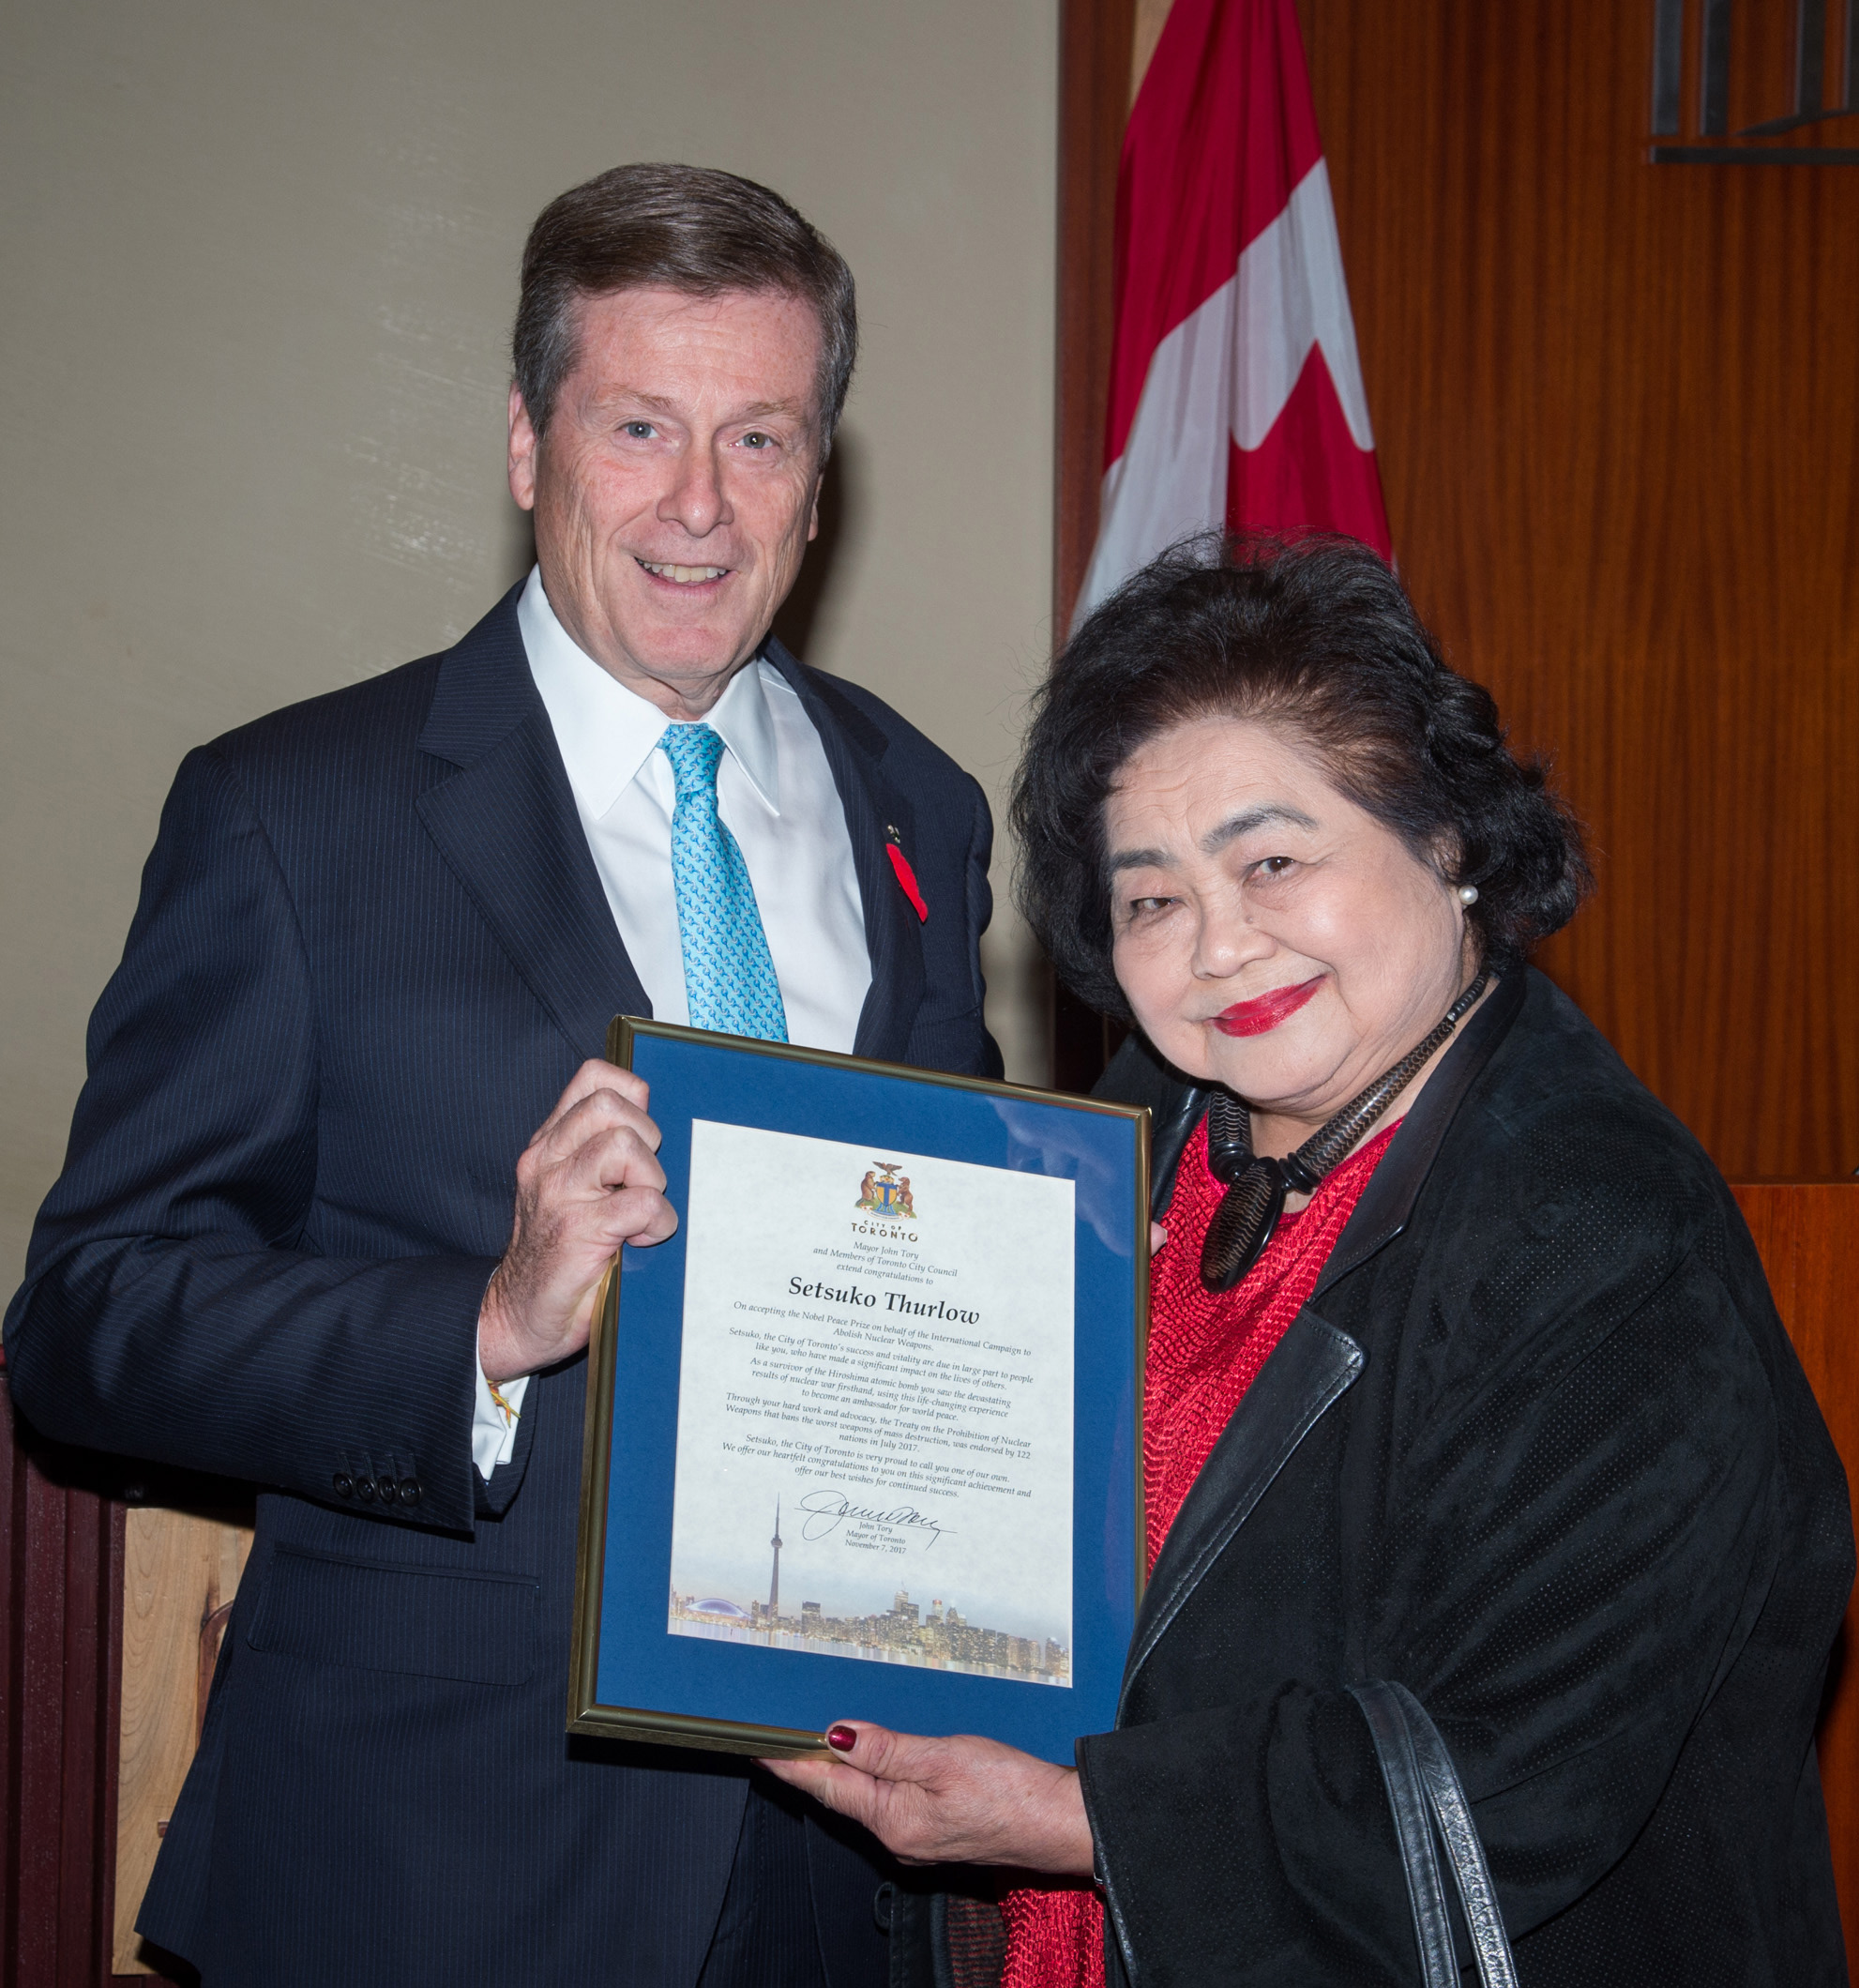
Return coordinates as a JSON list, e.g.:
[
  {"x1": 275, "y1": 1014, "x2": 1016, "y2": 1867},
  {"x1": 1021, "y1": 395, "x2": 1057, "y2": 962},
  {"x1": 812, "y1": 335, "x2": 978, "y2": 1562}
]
[{"x1": 4, "y1": 585, "x2": 1002, "y2": 1985}]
